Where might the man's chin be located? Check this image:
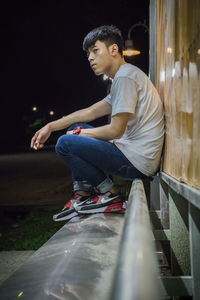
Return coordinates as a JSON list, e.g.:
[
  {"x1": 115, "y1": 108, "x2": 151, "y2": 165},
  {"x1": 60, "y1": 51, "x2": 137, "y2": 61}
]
[
  {"x1": 93, "y1": 69, "x2": 103, "y2": 76},
  {"x1": 93, "y1": 70, "x2": 103, "y2": 76}
]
